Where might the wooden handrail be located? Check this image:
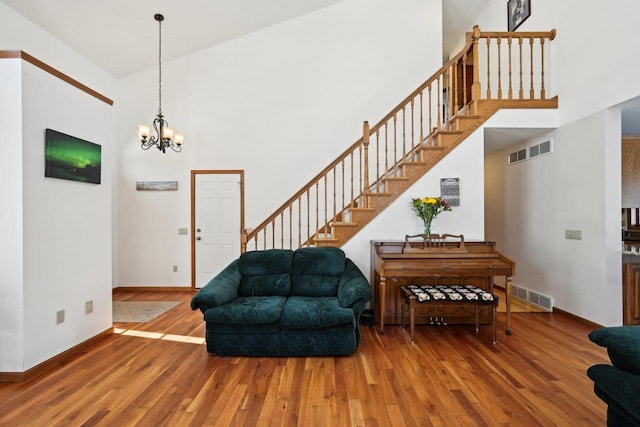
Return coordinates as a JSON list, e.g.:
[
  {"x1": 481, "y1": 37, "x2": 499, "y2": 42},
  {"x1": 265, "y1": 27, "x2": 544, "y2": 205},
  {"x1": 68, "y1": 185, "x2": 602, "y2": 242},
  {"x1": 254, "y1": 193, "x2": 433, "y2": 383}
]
[{"x1": 244, "y1": 26, "x2": 557, "y2": 251}]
